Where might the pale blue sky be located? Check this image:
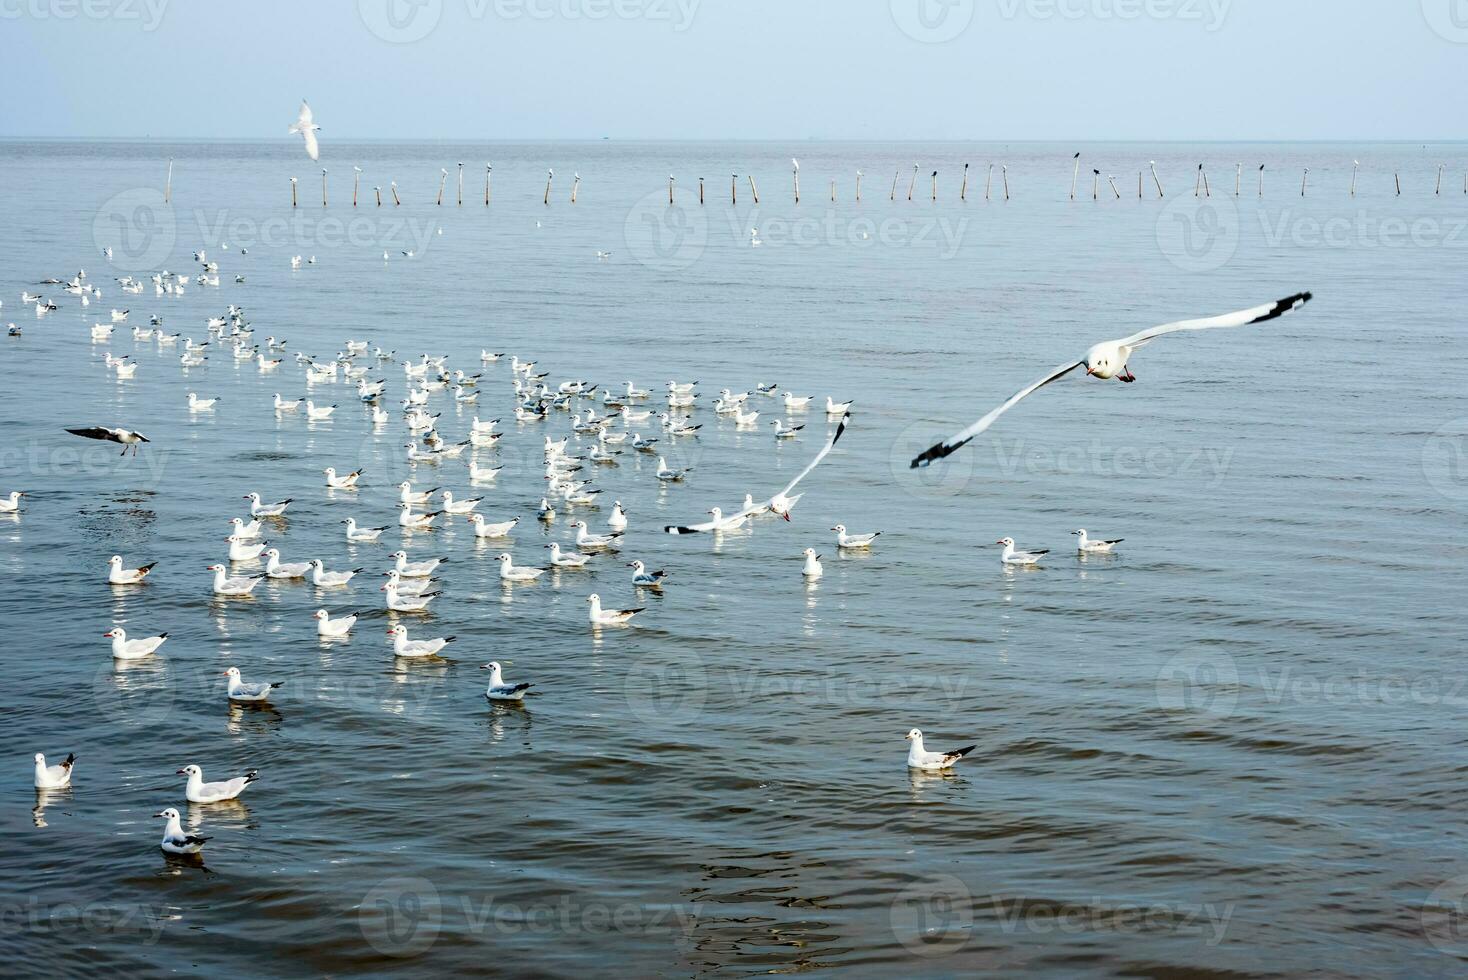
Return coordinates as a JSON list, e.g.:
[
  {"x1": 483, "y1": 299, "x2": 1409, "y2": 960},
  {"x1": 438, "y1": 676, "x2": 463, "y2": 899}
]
[{"x1": 1, "y1": 0, "x2": 1463, "y2": 140}]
